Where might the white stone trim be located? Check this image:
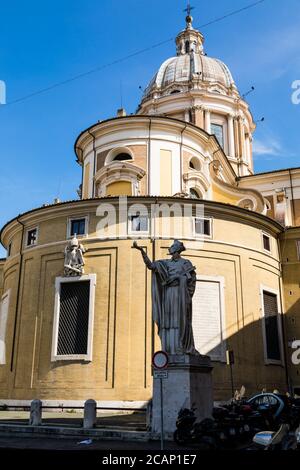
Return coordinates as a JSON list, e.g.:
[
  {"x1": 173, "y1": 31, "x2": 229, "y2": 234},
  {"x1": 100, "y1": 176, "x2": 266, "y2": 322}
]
[
  {"x1": 0, "y1": 399, "x2": 148, "y2": 410},
  {"x1": 261, "y1": 231, "x2": 272, "y2": 254},
  {"x1": 194, "y1": 275, "x2": 226, "y2": 362},
  {"x1": 95, "y1": 162, "x2": 145, "y2": 197},
  {"x1": 127, "y1": 204, "x2": 150, "y2": 236},
  {"x1": 105, "y1": 146, "x2": 134, "y2": 165},
  {"x1": 192, "y1": 216, "x2": 213, "y2": 239},
  {"x1": 259, "y1": 284, "x2": 284, "y2": 366},
  {"x1": 0, "y1": 290, "x2": 10, "y2": 365},
  {"x1": 24, "y1": 225, "x2": 39, "y2": 249},
  {"x1": 51, "y1": 274, "x2": 97, "y2": 362},
  {"x1": 237, "y1": 196, "x2": 258, "y2": 212}
]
